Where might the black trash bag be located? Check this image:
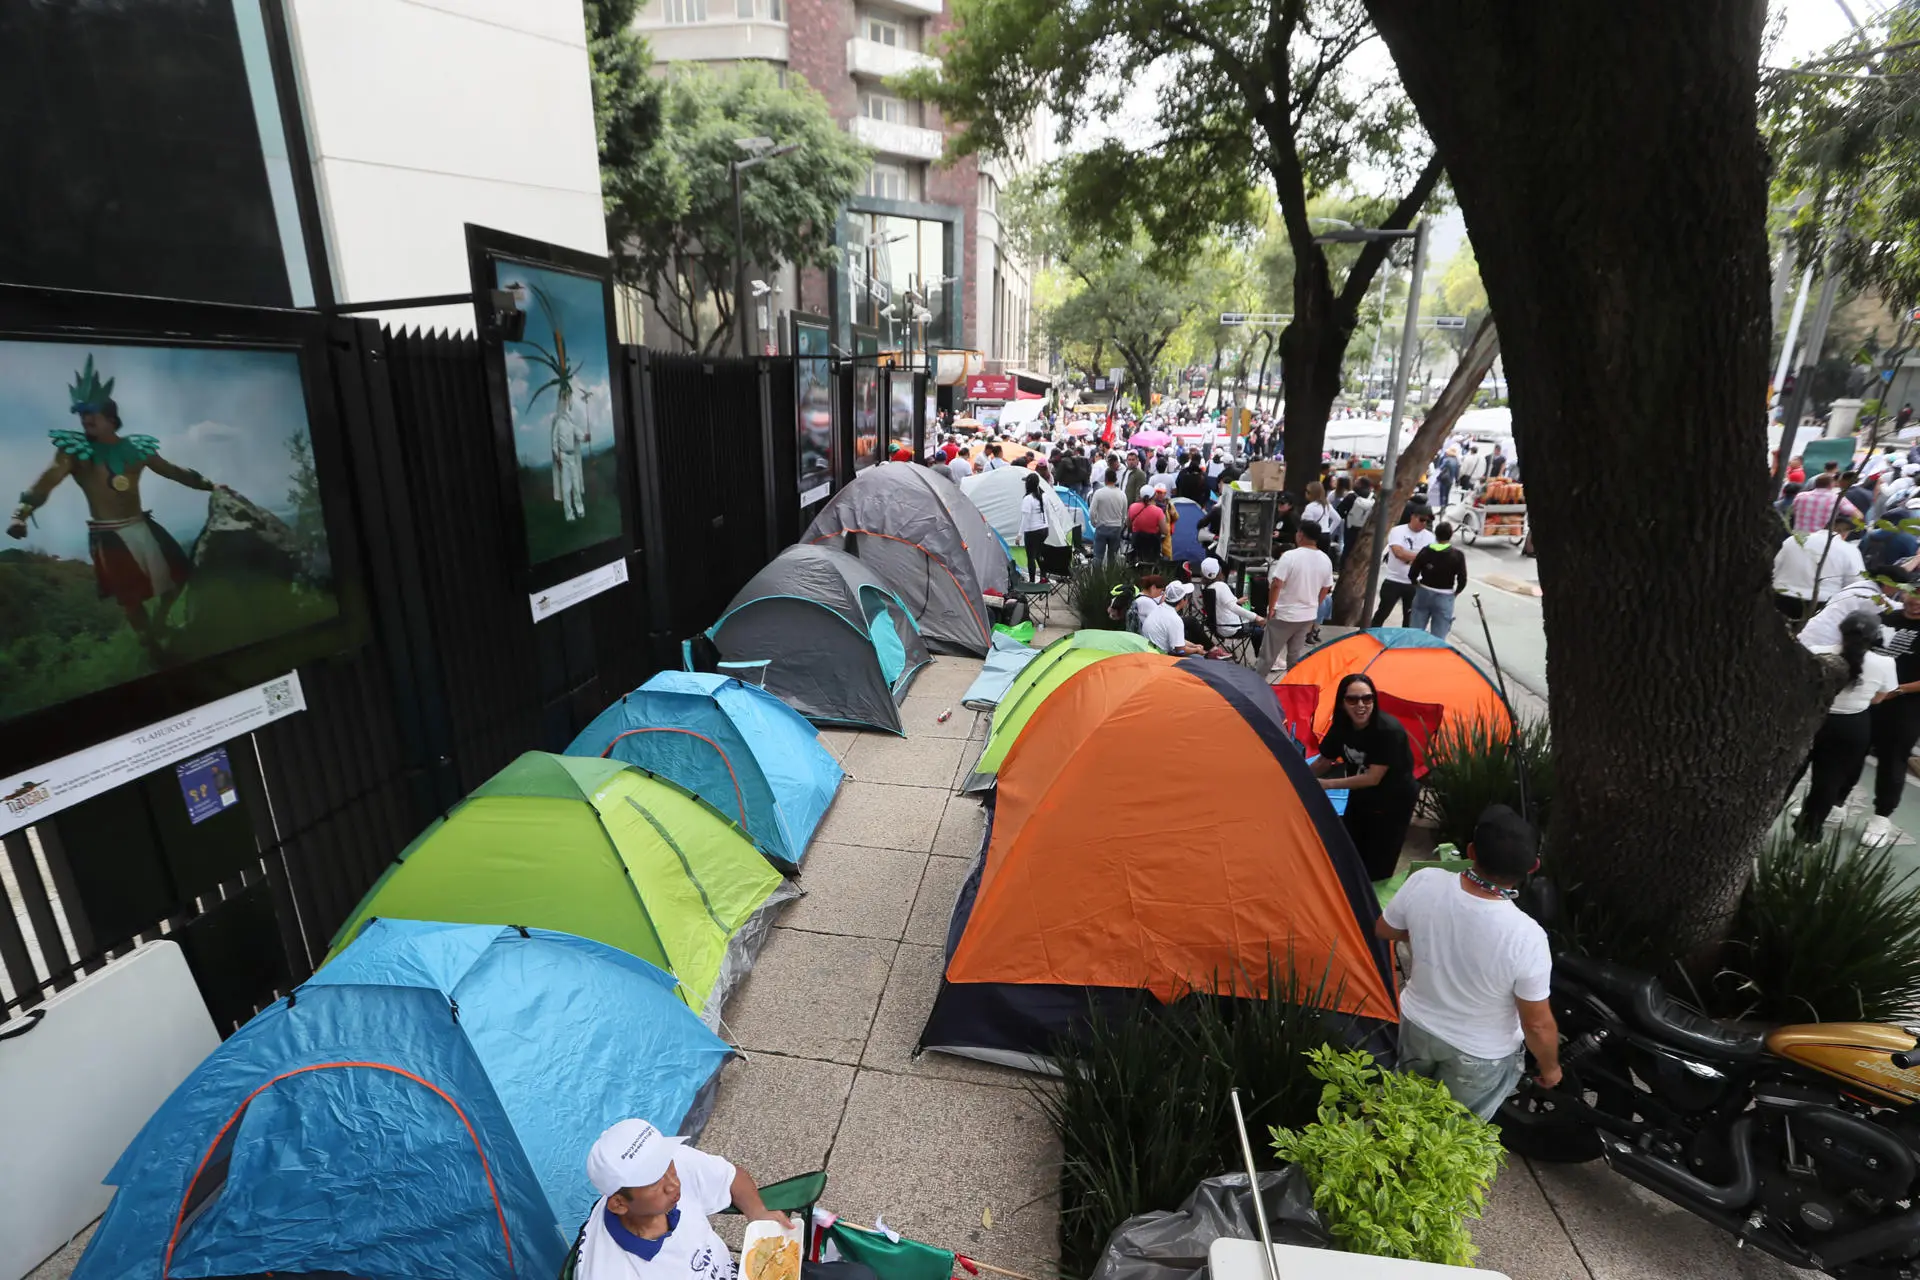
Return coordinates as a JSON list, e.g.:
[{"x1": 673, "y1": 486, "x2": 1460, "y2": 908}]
[{"x1": 1090, "y1": 1169, "x2": 1329, "y2": 1280}]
